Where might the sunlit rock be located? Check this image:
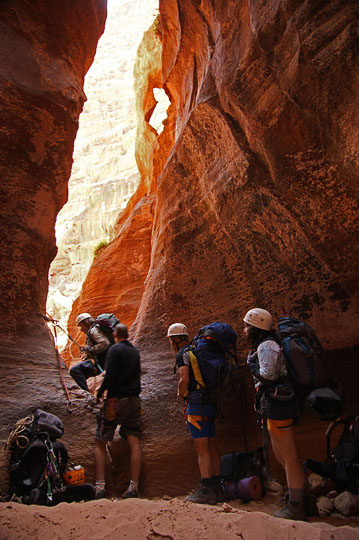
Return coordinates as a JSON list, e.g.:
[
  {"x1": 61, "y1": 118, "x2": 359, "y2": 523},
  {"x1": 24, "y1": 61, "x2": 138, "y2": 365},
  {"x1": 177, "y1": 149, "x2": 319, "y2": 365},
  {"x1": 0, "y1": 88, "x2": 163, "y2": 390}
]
[{"x1": 47, "y1": 0, "x2": 159, "y2": 342}]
